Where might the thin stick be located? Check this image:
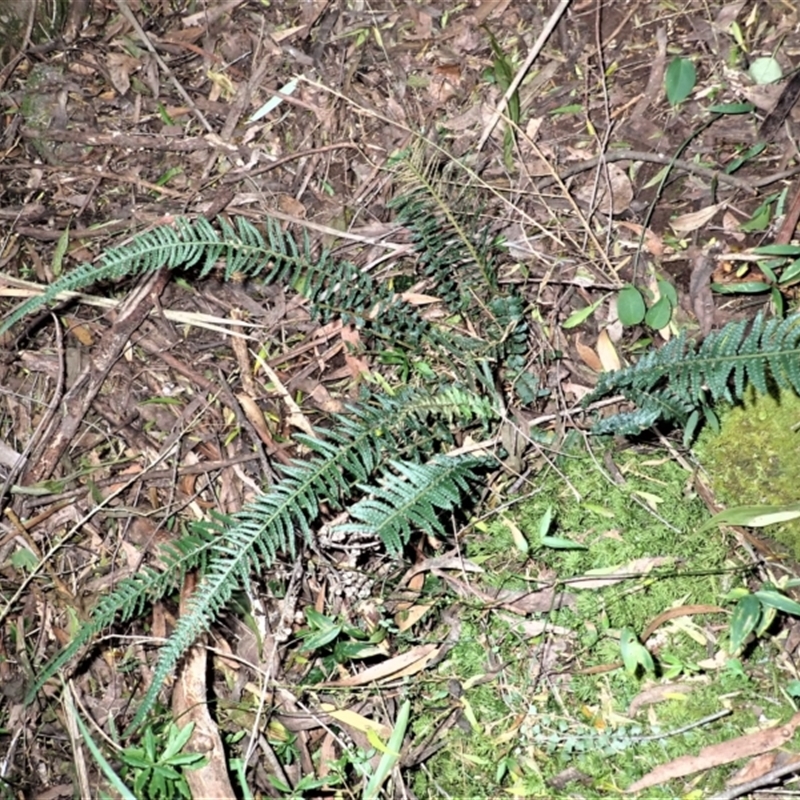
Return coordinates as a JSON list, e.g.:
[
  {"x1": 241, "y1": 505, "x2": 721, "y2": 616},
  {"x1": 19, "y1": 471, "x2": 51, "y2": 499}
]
[
  {"x1": 113, "y1": 0, "x2": 213, "y2": 134},
  {"x1": 477, "y1": 0, "x2": 573, "y2": 150}
]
